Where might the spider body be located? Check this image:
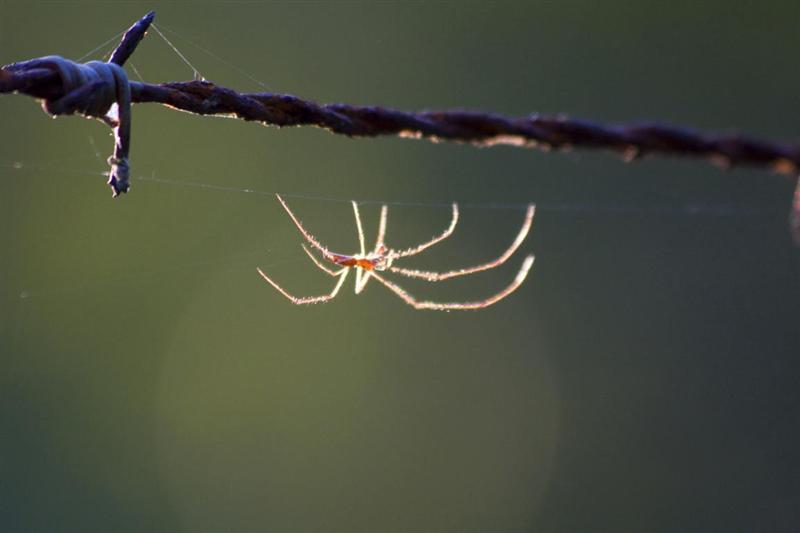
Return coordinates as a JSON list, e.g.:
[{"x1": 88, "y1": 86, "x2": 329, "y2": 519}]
[
  {"x1": 258, "y1": 194, "x2": 535, "y2": 310},
  {"x1": 328, "y1": 252, "x2": 384, "y2": 271}
]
